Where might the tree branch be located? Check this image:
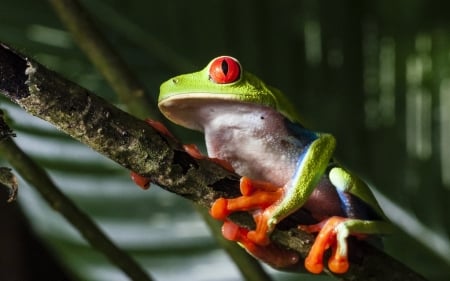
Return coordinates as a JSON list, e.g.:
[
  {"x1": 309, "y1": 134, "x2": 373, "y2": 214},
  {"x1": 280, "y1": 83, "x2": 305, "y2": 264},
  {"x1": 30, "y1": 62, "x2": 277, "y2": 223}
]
[
  {"x1": 0, "y1": 167, "x2": 17, "y2": 203},
  {"x1": 0, "y1": 137, "x2": 154, "y2": 281},
  {"x1": 0, "y1": 110, "x2": 17, "y2": 202},
  {"x1": 0, "y1": 109, "x2": 15, "y2": 141},
  {"x1": 0, "y1": 43, "x2": 427, "y2": 281},
  {"x1": 46, "y1": 0, "x2": 270, "y2": 280}
]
